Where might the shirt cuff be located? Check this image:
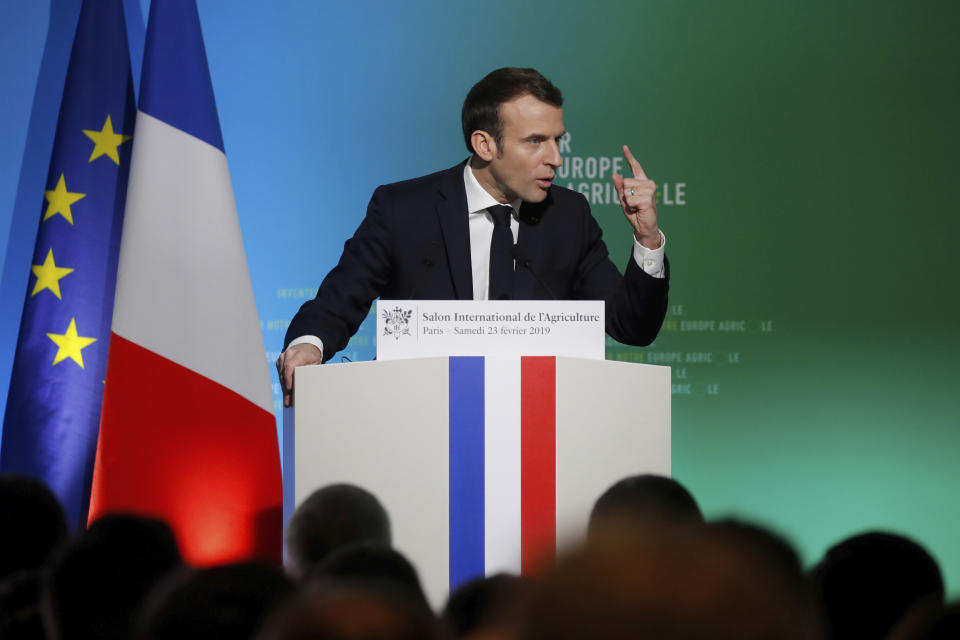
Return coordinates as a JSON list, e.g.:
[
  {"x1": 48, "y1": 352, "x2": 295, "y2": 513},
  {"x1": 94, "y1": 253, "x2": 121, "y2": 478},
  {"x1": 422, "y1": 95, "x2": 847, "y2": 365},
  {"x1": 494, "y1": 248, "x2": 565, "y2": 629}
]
[
  {"x1": 632, "y1": 230, "x2": 666, "y2": 278},
  {"x1": 287, "y1": 335, "x2": 324, "y2": 360}
]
